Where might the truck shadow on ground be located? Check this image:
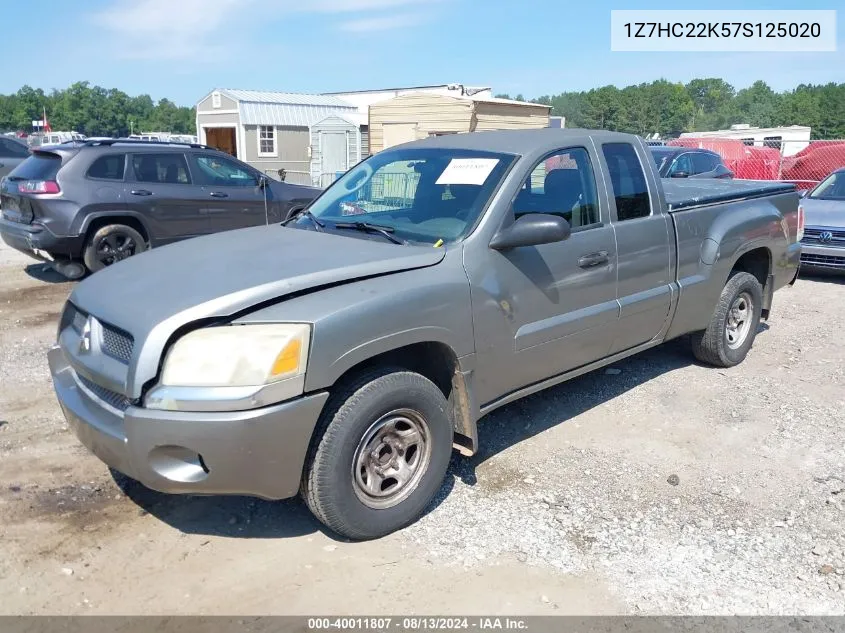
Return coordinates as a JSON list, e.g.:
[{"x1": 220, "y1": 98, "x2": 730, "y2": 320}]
[
  {"x1": 111, "y1": 469, "x2": 325, "y2": 540},
  {"x1": 449, "y1": 334, "x2": 757, "y2": 486},
  {"x1": 24, "y1": 263, "x2": 71, "y2": 284},
  {"x1": 111, "y1": 465, "x2": 458, "y2": 542},
  {"x1": 798, "y1": 270, "x2": 844, "y2": 286}
]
